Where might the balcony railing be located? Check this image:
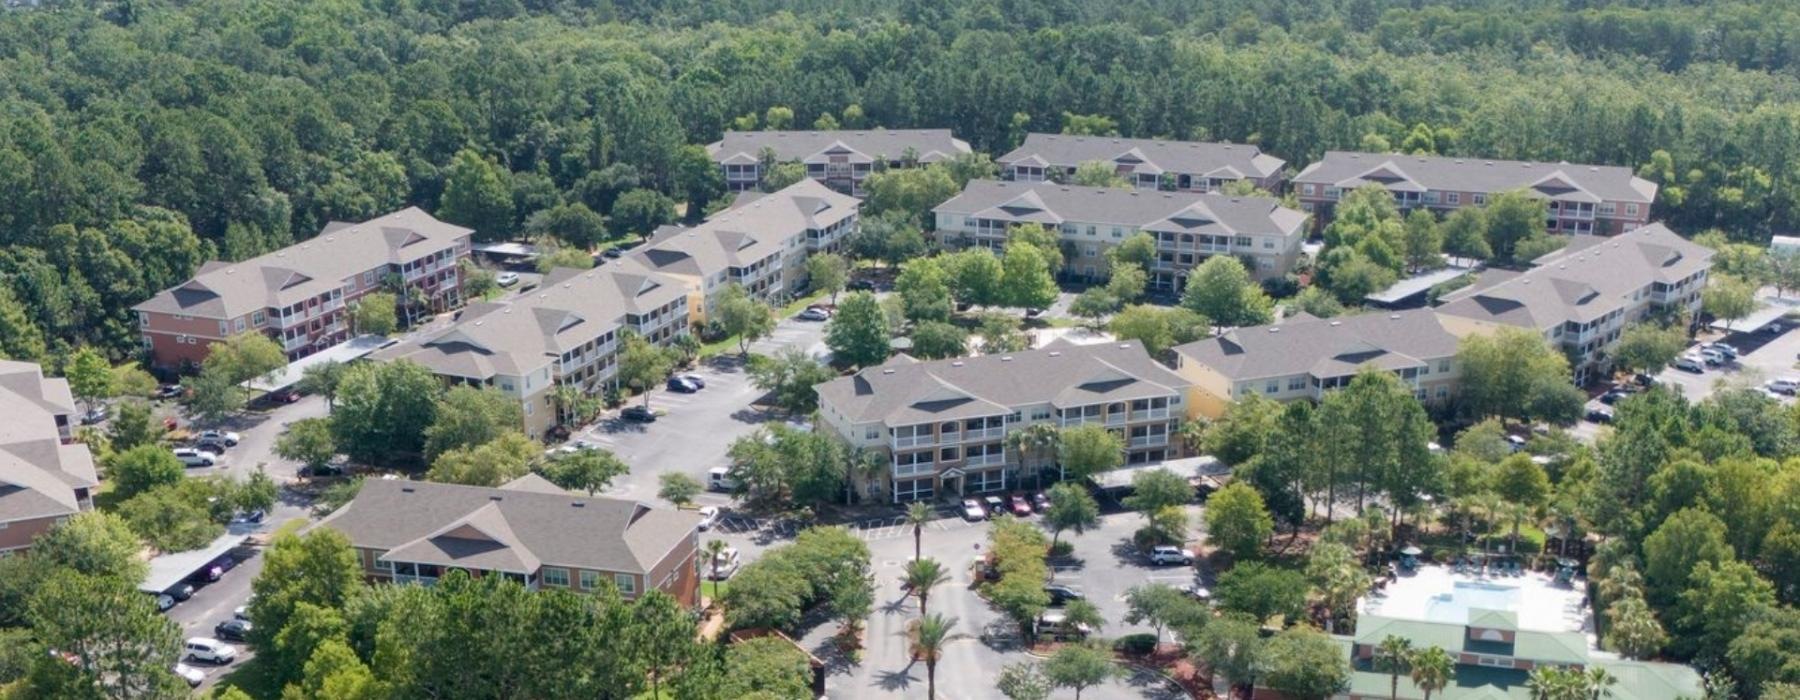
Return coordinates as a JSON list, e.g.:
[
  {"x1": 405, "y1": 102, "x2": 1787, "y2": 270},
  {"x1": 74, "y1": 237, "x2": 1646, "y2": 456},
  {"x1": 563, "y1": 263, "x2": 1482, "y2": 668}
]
[
  {"x1": 1105, "y1": 413, "x2": 1127, "y2": 427},
  {"x1": 1129, "y1": 435, "x2": 1169, "y2": 448},
  {"x1": 892, "y1": 462, "x2": 934, "y2": 478},
  {"x1": 964, "y1": 427, "x2": 1005, "y2": 441},
  {"x1": 1135, "y1": 408, "x2": 1171, "y2": 421},
  {"x1": 892, "y1": 435, "x2": 935, "y2": 450},
  {"x1": 283, "y1": 336, "x2": 308, "y2": 351},
  {"x1": 1059, "y1": 416, "x2": 1100, "y2": 428},
  {"x1": 966, "y1": 453, "x2": 1006, "y2": 467}
]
